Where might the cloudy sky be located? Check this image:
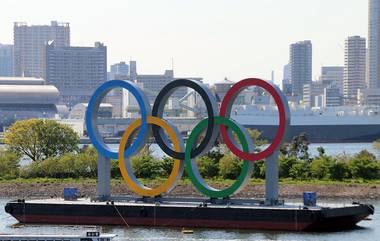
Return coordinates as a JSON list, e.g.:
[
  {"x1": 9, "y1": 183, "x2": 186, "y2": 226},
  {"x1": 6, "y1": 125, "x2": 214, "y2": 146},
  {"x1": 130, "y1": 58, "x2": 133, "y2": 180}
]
[{"x1": 0, "y1": 0, "x2": 367, "y2": 84}]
